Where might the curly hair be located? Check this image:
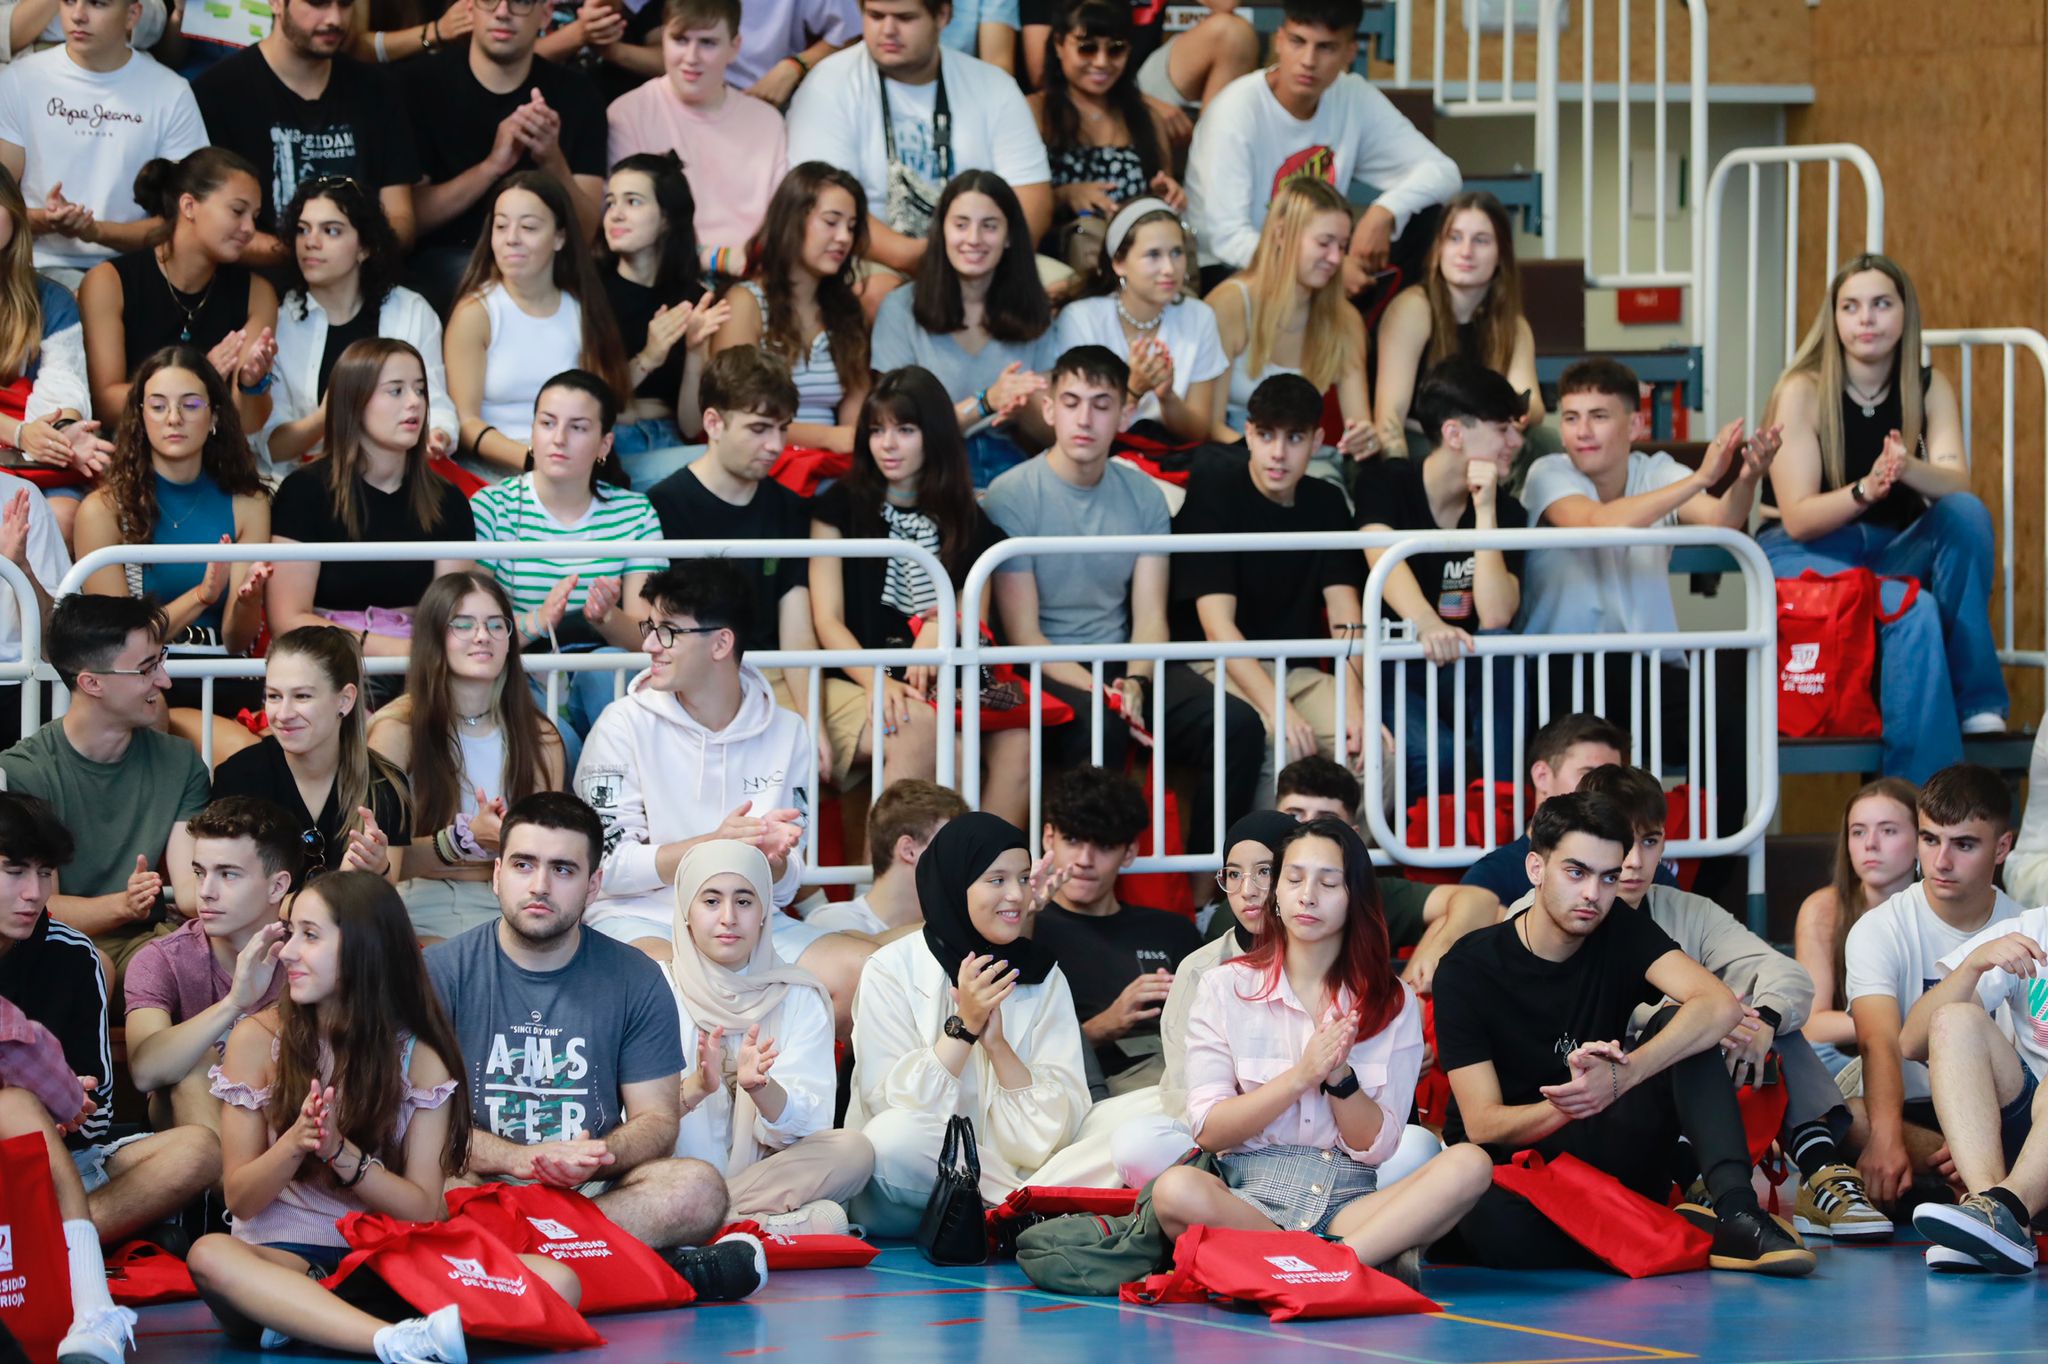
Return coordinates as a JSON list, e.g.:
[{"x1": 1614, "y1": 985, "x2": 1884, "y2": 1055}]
[
  {"x1": 103, "y1": 345, "x2": 265, "y2": 543},
  {"x1": 277, "y1": 176, "x2": 404, "y2": 323}
]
